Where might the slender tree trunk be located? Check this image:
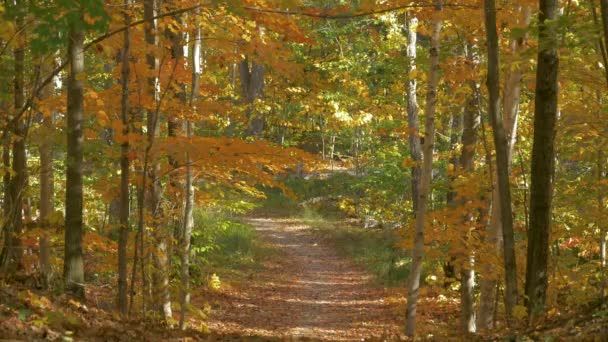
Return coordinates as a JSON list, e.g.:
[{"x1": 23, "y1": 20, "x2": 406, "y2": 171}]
[
  {"x1": 129, "y1": 100, "x2": 147, "y2": 313},
  {"x1": 117, "y1": 0, "x2": 131, "y2": 315},
  {"x1": 443, "y1": 110, "x2": 462, "y2": 289},
  {"x1": 38, "y1": 58, "x2": 57, "y2": 288},
  {"x1": 130, "y1": 115, "x2": 146, "y2": 313},
  {"x1": 404, "y1": 0, "x2": 442, "y2": 336},
  {"x1": 0, "y1": 0, "x2": 27, "y2": 273},
  {"x1": 484, "y1": 0, "x2": 518, "y2": 321},
  {"x1": 239, "y1": 56, "x2": 265, "y2": 138},
  {"x1": 525, "y1": 0, "x2": 559, "y2": 319},
  {"x1": 447, "y1": 112, "x2": 462, "y2": 203},
  {"x1": 144, "y1": 0, "x2": 172, "y2": 320},
  {"x1": 167, "y1": 14, "x2": 190, "y2": 325},
  {"x1": 503, "y1": 11, "x2": 529, "y2": 160},
  {"x1": 1, "y1": 128, "x2": 9, "y2": 269},
  {"x1": 405, "y1": 14, "x2": 422, "y2": 214},
  {"x1": 478, "y1": 5, "x2": 530, "y2": 329},
  {"x1": 9, "y1": 17, "x2": 27, "y2": 272},
  {"x1": 2, "y1": 127, "x2": 10, "y2": 219},
  {"x1": 165, "y1": 12, "x2": 188, "y2": 326},
  {"x1": 128, "y1": 192, "x2": 140, "y2": 315},
  {"x1": 100, "y1": 59, "x2": 120, "y2": 231},
  {"x1": 597, "y1": 139, "x2": 606, "y2": 300},
  {"x1": 599, "y1": 0, "x2": 608, "y2": 52},
  {"x1": 179, "y1": 121, "x2": 194, "y2": 329},
  {"x1": 598, "y1": 0, "x2": 608, "y2": 300},
  {"x1": 167, "y1": 16, "x2": 188, "y2": 272},
  {"x1": 458, "y1": 46, "x2": 481, "y2": 333},
  {"x1": 587, "y1": 0, "x2": 608, "y2": 304},
  {"x1": 330, "y1": 133, "x2": 336, "y2": 169},
  {"x1": 64, "y1": 14, "x2": 86, "y2": 300},
  {"x1": 179, "y1": 20, "x2": 201, "y2": 330}
]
